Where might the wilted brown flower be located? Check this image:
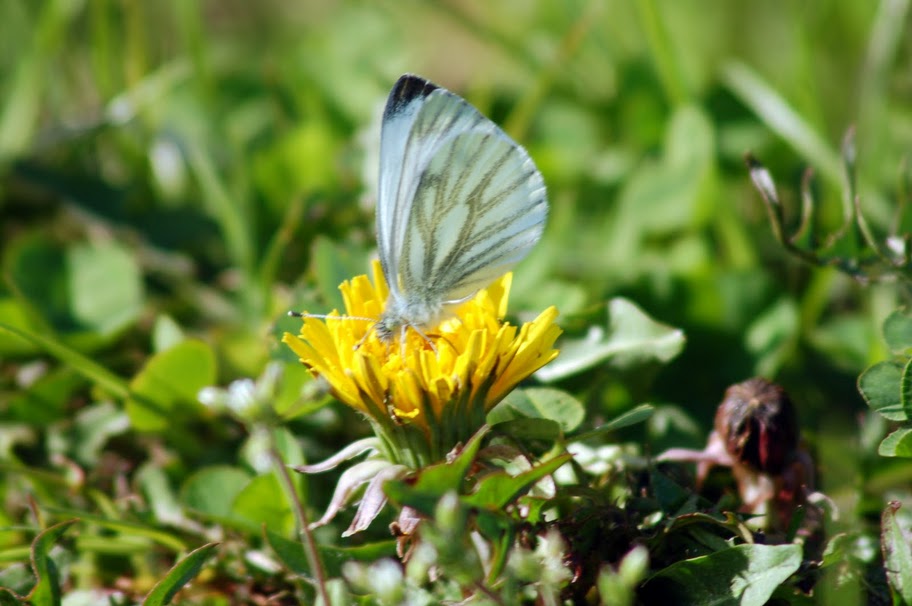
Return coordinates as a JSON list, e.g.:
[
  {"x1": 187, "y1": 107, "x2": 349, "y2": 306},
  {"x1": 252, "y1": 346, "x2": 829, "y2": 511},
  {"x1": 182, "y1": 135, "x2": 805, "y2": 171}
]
[{"x1": 658, "y1": 377, "x2": 818, "y2": 533}]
